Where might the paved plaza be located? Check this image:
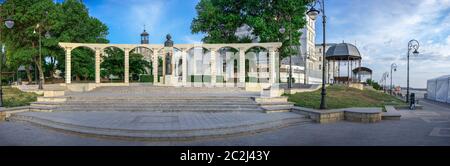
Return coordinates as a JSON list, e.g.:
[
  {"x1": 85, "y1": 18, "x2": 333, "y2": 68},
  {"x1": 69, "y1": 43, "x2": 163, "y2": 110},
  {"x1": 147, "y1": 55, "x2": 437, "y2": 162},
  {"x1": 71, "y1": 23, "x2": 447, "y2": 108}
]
[{"x1": 0, "y1": 99, "x2": 449, "y2": 146}]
